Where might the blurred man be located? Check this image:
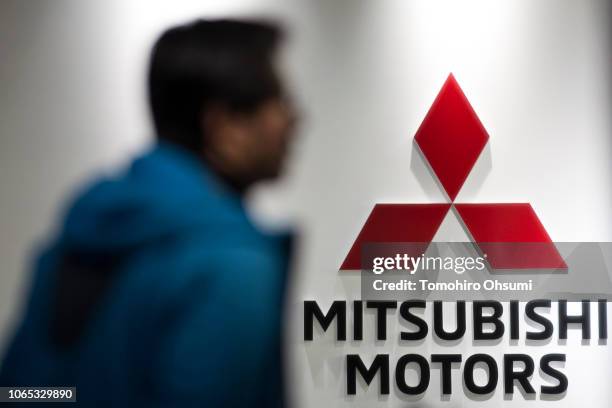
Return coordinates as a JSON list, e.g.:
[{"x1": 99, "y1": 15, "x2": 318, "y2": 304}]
[{"x1": 0, "y1": 19, "x2": 296, "y2": 407}]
